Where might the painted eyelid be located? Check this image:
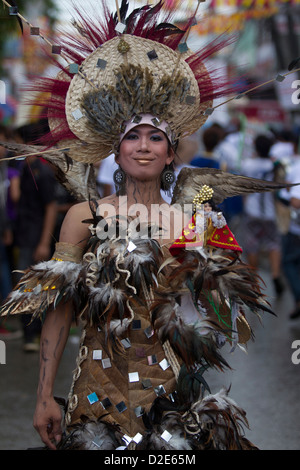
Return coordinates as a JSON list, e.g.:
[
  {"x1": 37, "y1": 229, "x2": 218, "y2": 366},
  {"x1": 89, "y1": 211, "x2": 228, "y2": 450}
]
[
  {"x1": 150, "y1": 134, "x2": 164, "y2": 140},
  {"x1": 125, "y1": 133, "x2": 138, "y2": 139}
]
